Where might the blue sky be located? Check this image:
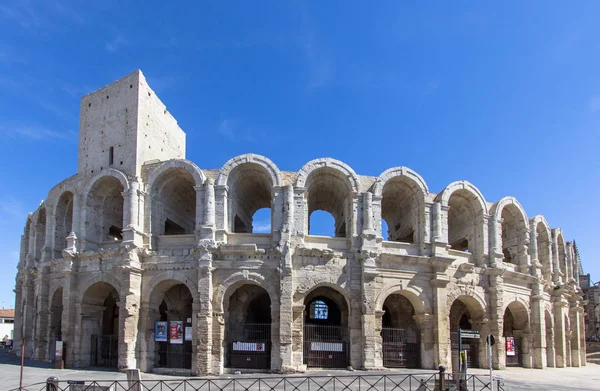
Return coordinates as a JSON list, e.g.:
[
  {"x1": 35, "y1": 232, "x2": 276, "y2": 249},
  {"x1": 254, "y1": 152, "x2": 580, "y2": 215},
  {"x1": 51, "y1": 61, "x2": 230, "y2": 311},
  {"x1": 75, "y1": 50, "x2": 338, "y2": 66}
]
[{"x1": 1, "y1": 1, "x2": 600, "y2": 308}]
